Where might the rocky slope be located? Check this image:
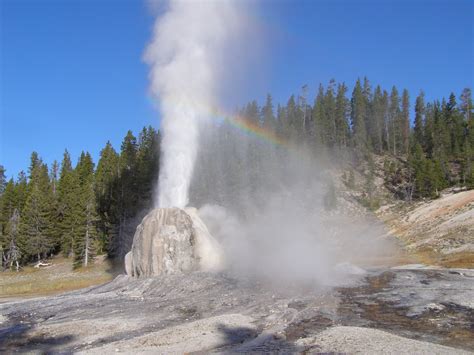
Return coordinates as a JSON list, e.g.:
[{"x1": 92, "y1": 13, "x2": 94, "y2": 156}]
[{"x1": 378, "y1": 189, "x2": 474, "y2": 267}]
